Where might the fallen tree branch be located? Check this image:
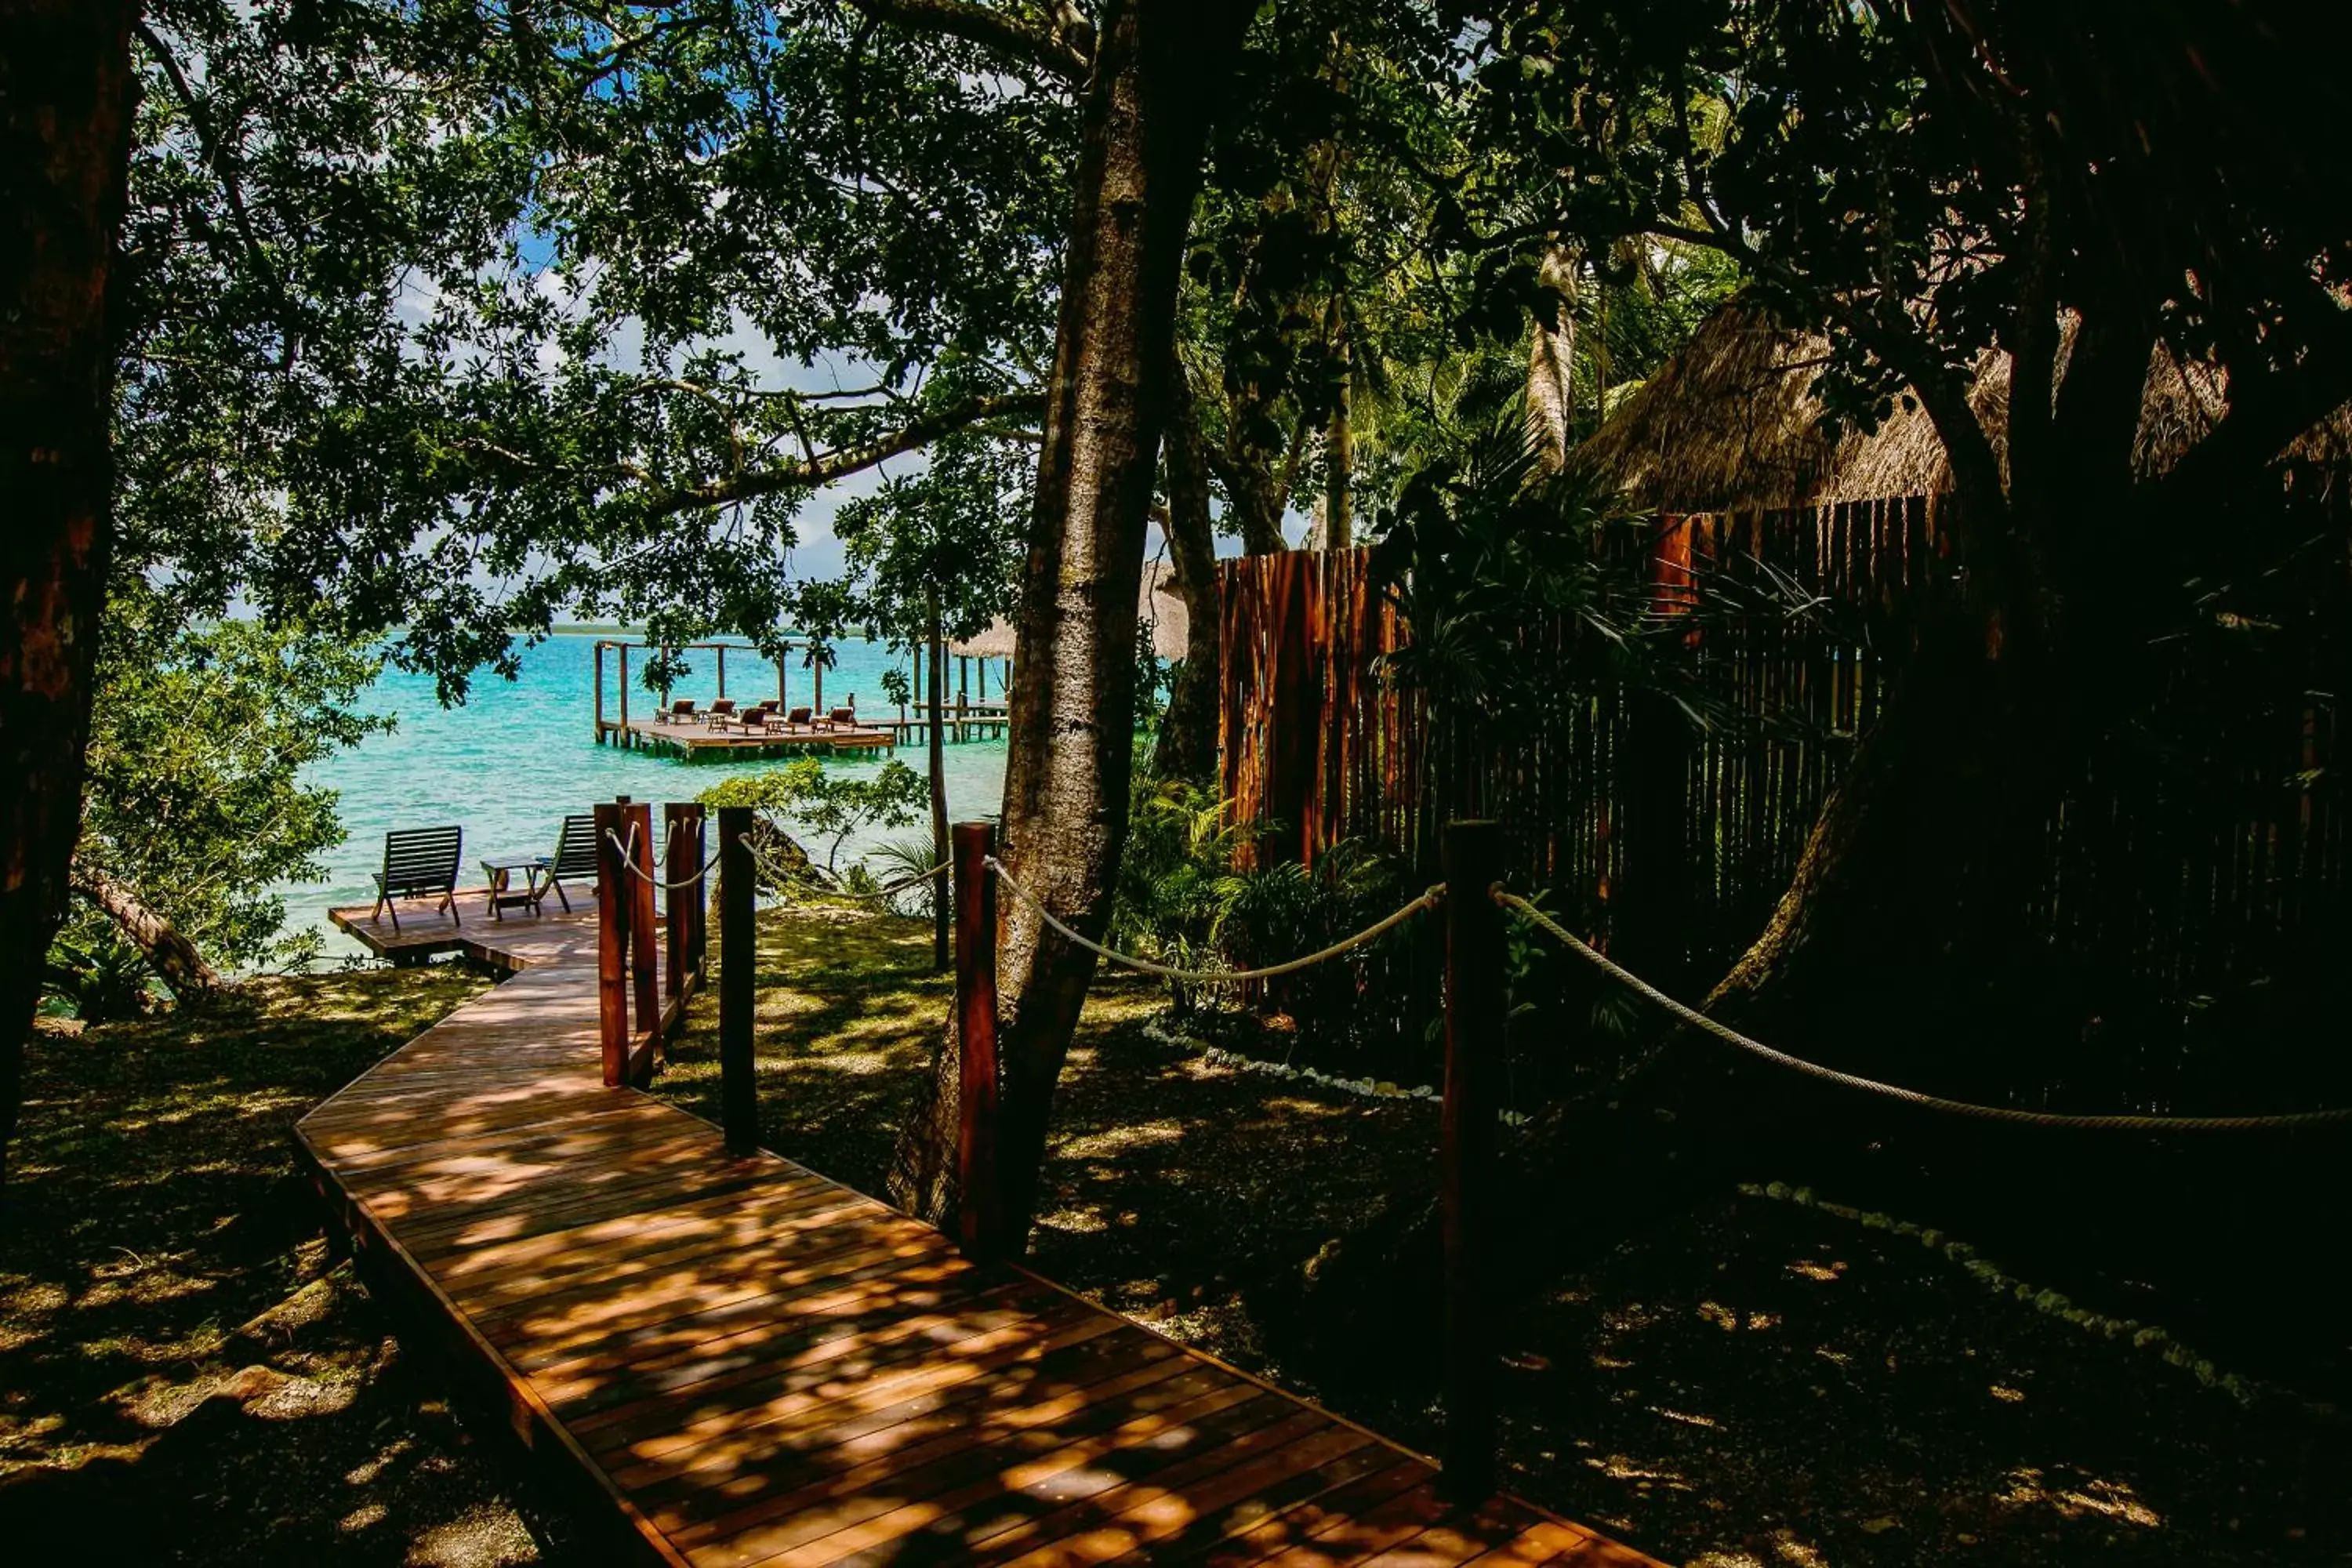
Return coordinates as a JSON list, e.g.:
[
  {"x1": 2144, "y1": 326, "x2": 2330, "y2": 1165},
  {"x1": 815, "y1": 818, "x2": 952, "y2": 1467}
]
[{"x1": 70, "y1": 862, "x2": 221, "y2": 1002}]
